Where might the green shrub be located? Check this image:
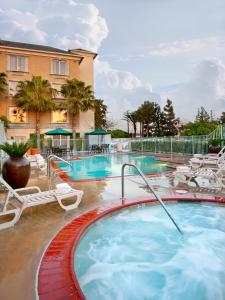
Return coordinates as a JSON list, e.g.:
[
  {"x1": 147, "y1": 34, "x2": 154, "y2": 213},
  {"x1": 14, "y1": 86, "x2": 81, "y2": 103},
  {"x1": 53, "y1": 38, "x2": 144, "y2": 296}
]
[{"x1": 110, "y1": 129, "x2": 131, "y2": 138}]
